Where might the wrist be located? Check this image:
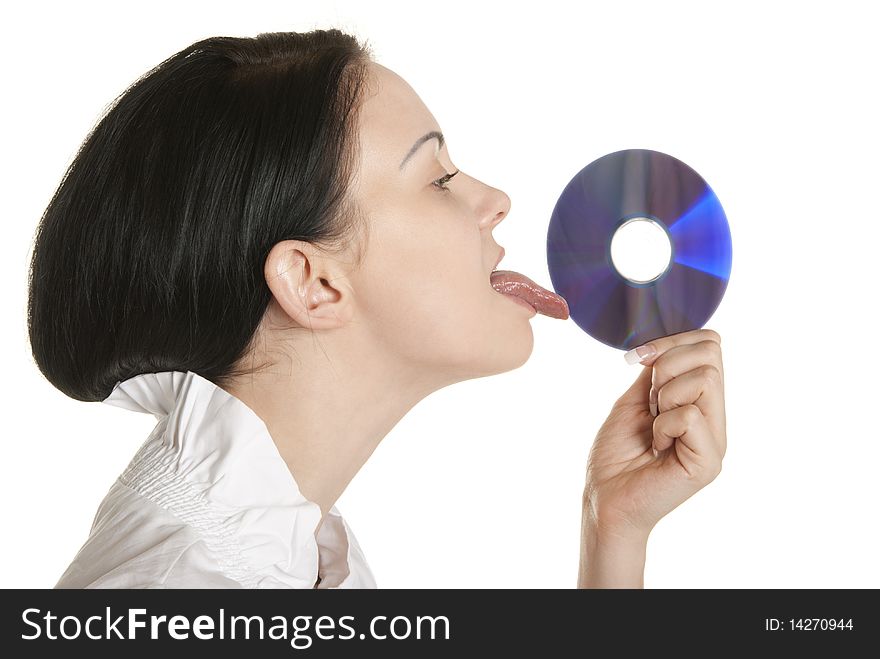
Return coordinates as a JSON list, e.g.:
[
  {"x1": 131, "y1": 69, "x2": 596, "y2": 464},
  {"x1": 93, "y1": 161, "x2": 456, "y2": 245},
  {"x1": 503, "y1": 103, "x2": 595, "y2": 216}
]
[{"x1": 578, "y1": 507, "x2": 649, "y2": 589}]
